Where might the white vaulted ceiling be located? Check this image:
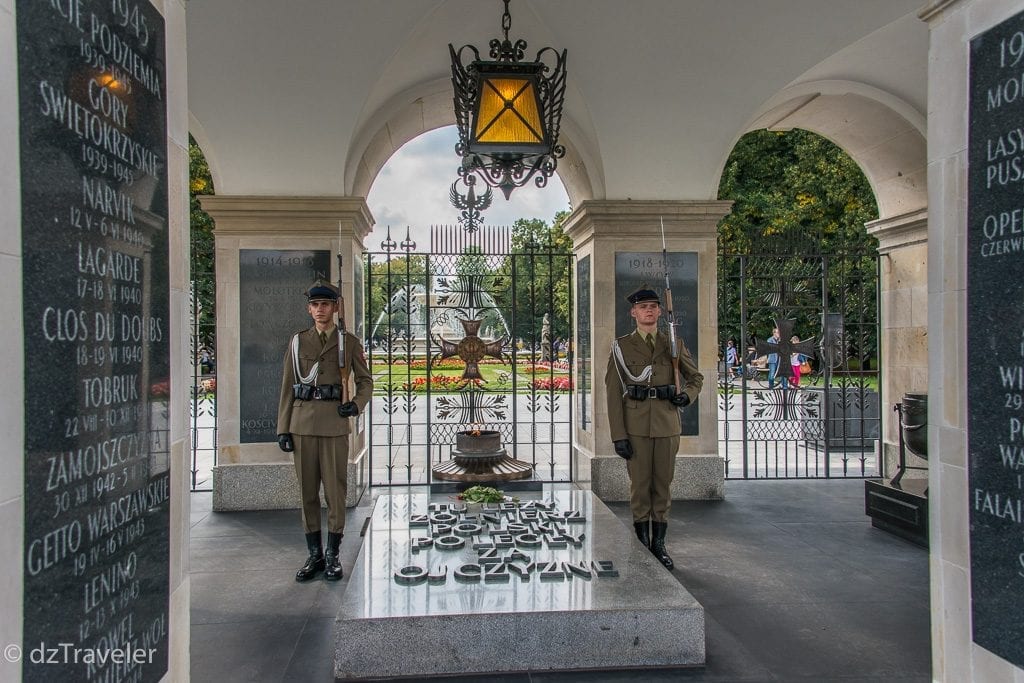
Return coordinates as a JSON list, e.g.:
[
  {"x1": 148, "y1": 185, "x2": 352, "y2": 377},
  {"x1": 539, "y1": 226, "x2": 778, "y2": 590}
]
[{"x1": 186, "y1": 0, "x2": 927, "y2": 214}]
